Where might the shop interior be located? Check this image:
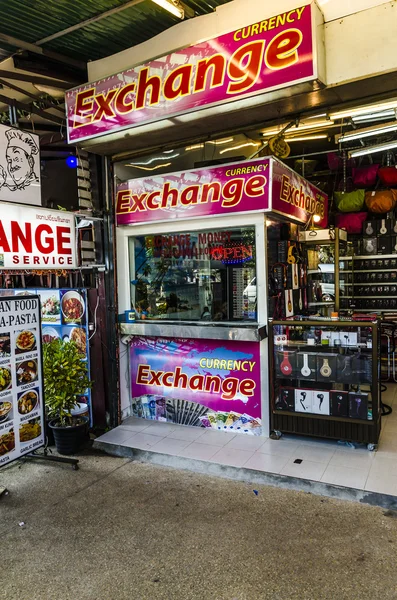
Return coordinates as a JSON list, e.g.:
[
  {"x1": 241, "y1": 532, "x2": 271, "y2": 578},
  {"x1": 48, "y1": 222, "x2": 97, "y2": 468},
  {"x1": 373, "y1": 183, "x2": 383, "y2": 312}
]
[{"x1": 111, "y1": 95, "x2": 397, "y2": 493}]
